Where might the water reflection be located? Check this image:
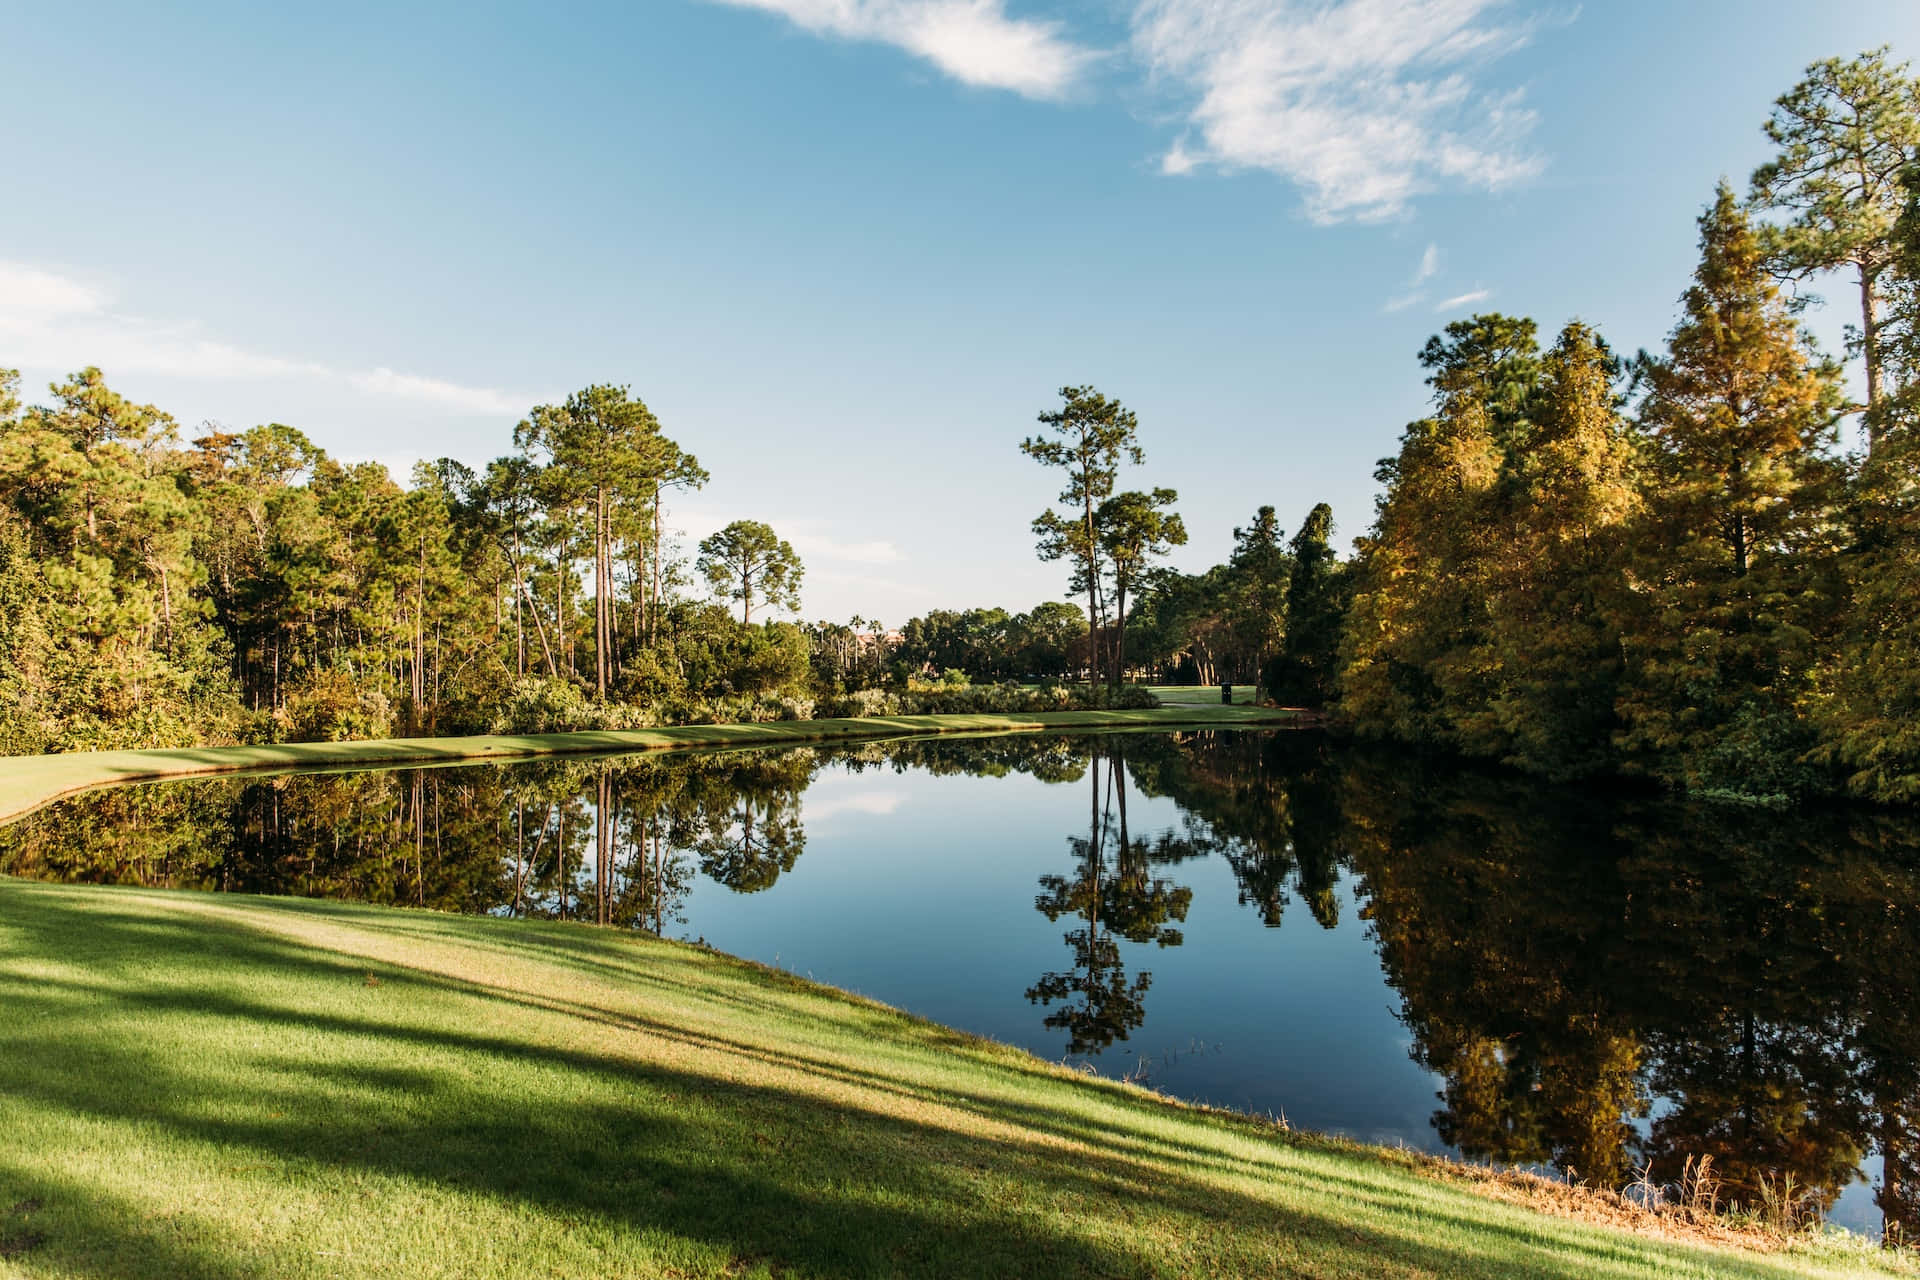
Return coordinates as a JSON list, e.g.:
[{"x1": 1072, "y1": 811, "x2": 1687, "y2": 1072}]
[
  {"x1": 1026, "y1": 744, "x2": 1193, "y2": 1055},
  {"x1": 4, "y1": 730, "x2": 1919, "y2": 1239}
]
